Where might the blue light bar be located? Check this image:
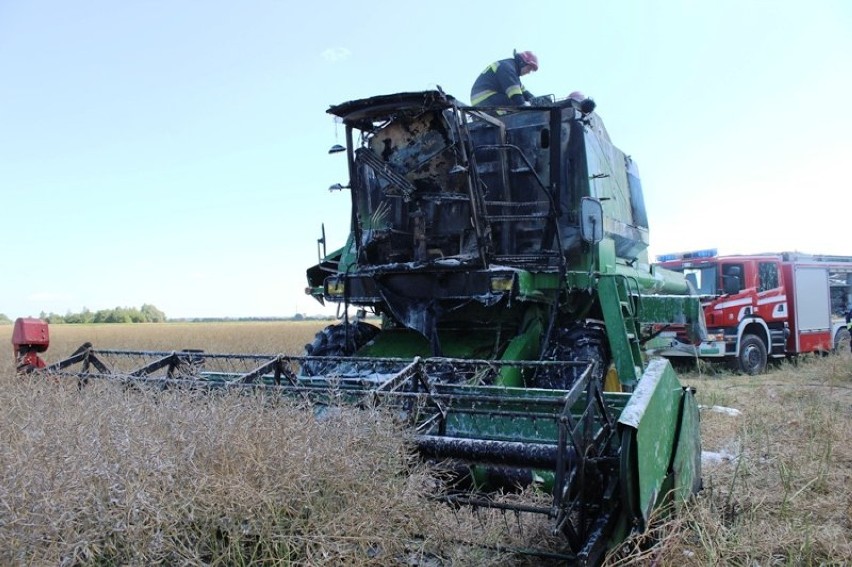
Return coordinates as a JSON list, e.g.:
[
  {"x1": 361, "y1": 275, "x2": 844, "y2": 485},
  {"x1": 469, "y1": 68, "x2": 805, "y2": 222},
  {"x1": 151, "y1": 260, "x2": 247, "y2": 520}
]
[
  {"x1": 685, "y1": 248, "x2": 717, "y2": 259},
  {"x1": 656, "y1": 248, "x2": 718, "y2": 263}
]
